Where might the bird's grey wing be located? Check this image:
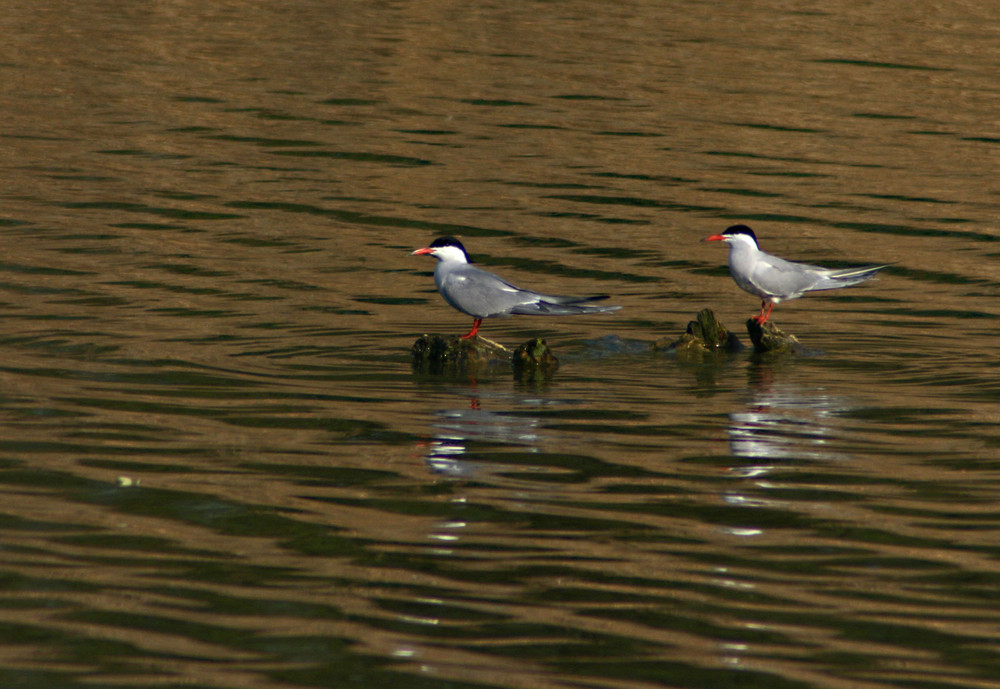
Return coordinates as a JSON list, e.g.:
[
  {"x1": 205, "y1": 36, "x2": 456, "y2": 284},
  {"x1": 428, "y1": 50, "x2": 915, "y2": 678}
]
[
  {"x1": 509, "y1": 298, "x2": 620, "y2": 316},
  {"x1": 507, "y1": 287, "x2": 618, "y2": 315},
  {"x1": 752, "y1": 255, "x2": 887, "y2": 296},
  {"x1": 749, "y1": 254, "x2": 827, "y2": 299},
  {"x1": 817, "y1": 263, "x2": 889, "y2": 287},
  {"x1": 437, "y1": 264, "x2": 532, "y2": 317},
  {"x1": 440, "y1": 264, "x2": 619, "y2": 317}
]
